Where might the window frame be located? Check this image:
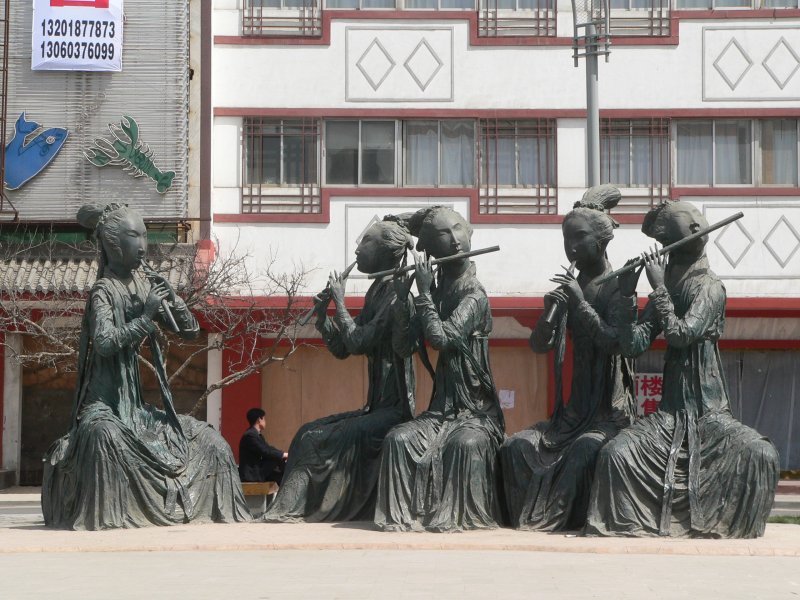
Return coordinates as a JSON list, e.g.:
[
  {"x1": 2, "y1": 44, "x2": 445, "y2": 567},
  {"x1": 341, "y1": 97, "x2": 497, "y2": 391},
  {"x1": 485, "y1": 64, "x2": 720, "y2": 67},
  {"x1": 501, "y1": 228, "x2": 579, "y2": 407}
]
[
  {"x1": 402, "y1": 119, "x2": 477, "y2": 188},
  {"x1": 477, "y1": 118, "x2": 558, "y2": 217},
  {"x1": 673, "y1": 119, "x2": 800, "y2": 188},
  {"x1": 240, "y1": 117, "x2": 322, "y2": 215},
  {"x1": 600, "y1": 118, "x2": 671, "y2": 212},
  {"x1": 323, "y1": 119, "x2": 400, "y2": 187}
]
